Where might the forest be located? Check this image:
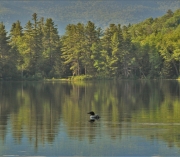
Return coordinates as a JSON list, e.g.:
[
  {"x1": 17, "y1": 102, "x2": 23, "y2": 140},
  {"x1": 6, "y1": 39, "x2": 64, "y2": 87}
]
[{"x1": 0, "y1": 9, "x2": 180, "y2": 80}]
